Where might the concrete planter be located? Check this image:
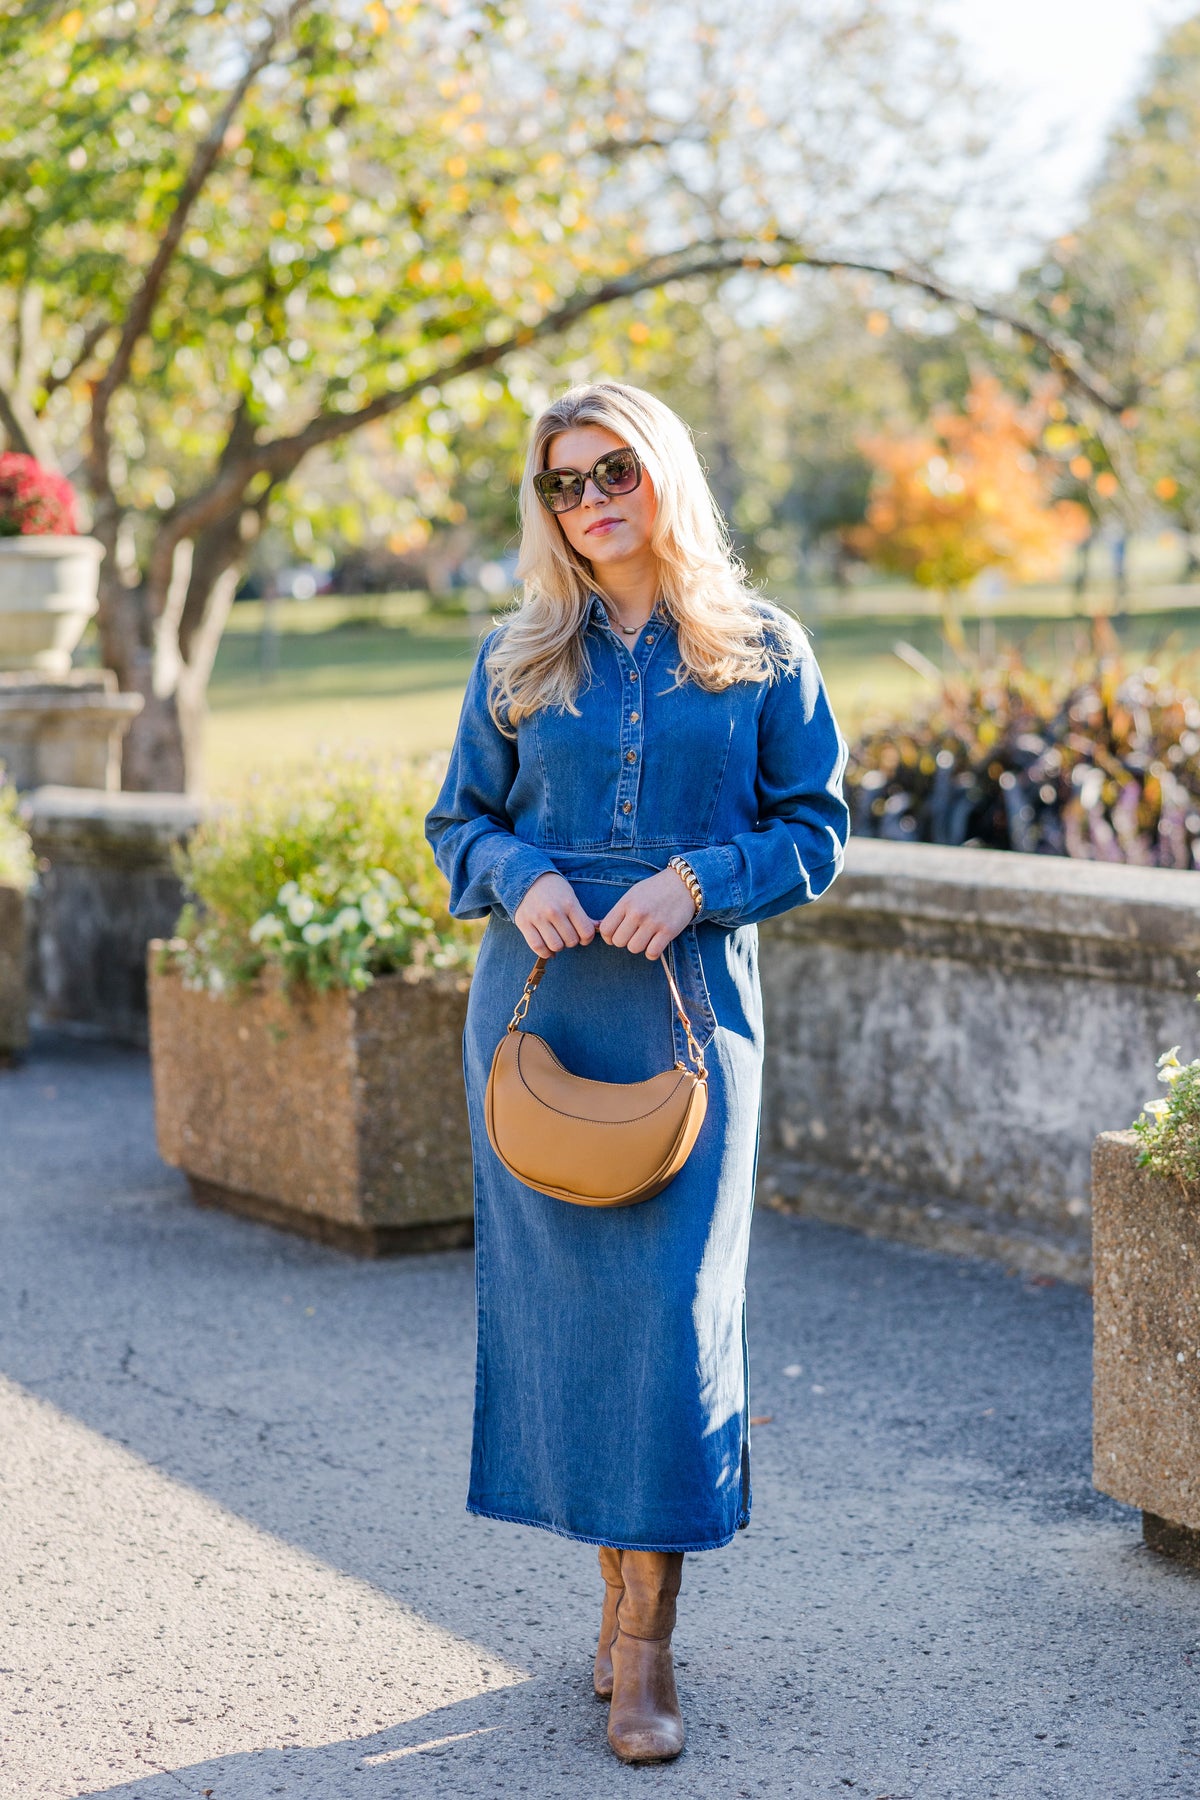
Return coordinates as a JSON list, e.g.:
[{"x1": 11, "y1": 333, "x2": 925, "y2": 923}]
[
  {"x1": 0, "y1": 535, "x2": 104, "y2": 676},
  {"x1": 1093, "y1": 1129, "x2": 1200, "y2": 1566},
  {"x1": 148, "y1": 954, "x2": 474, "y2": 1254},
  {"x1": 0, "y1": 882, "x2": 28, "y2": 1059}
]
